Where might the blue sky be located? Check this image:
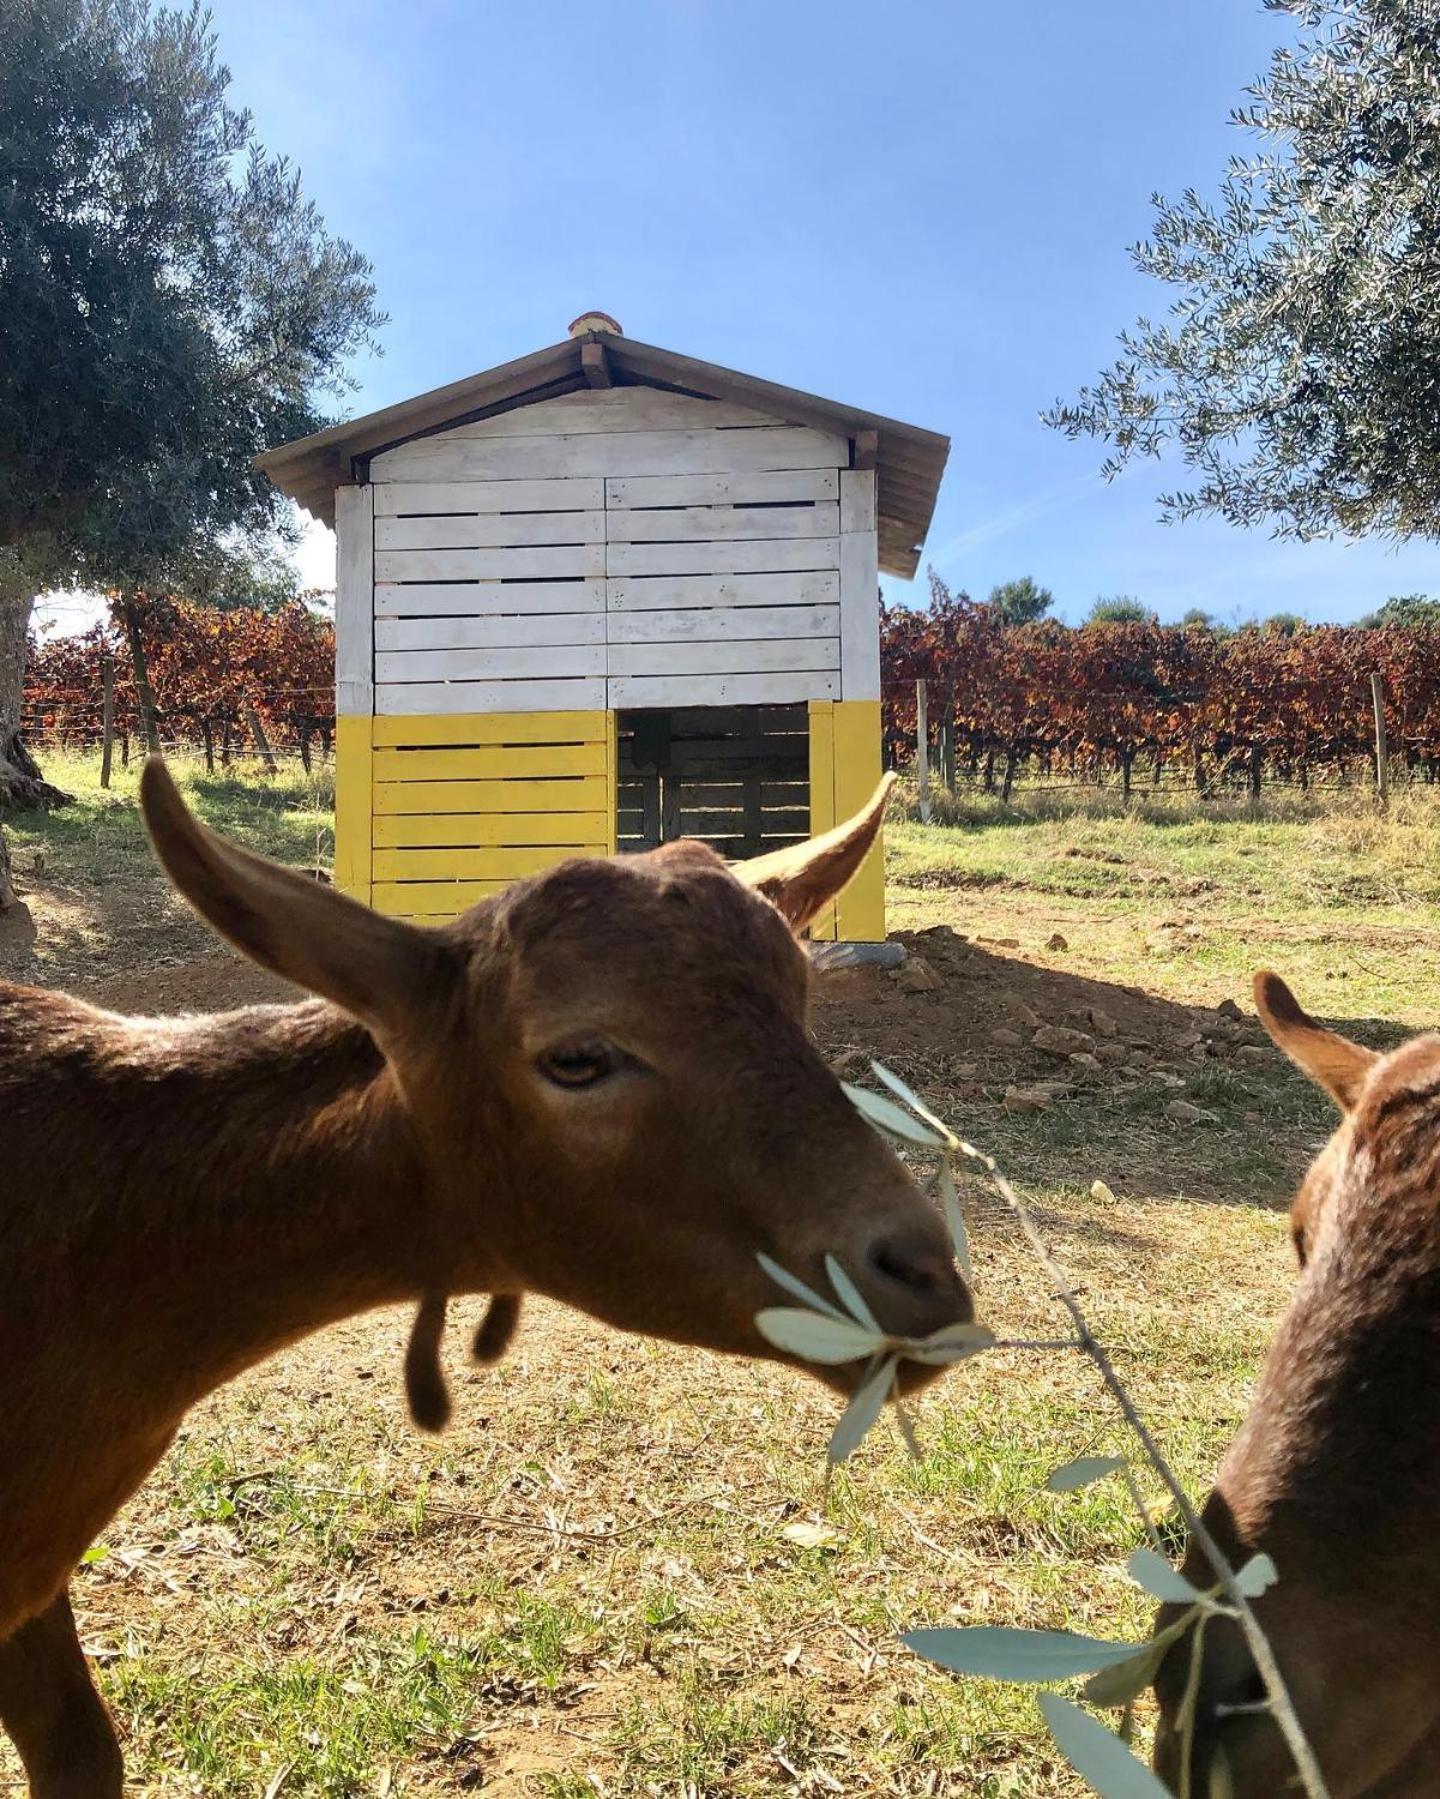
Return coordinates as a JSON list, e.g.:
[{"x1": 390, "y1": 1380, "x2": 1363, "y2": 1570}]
[{"x1": 55, "y1": 0, "x2": 1434, "y2": 631}]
